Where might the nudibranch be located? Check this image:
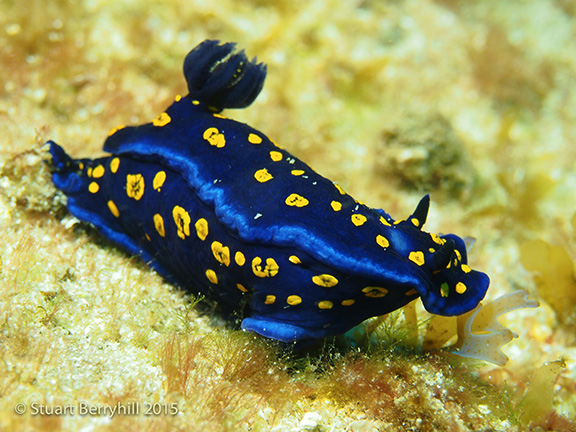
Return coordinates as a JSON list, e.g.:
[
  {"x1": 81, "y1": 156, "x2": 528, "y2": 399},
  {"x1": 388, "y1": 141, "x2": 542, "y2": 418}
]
[{"x1": 48, "y1": 40, "x2": 490, "y2": 342}]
